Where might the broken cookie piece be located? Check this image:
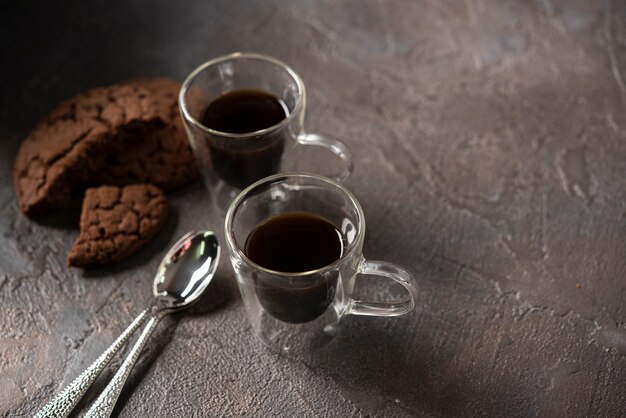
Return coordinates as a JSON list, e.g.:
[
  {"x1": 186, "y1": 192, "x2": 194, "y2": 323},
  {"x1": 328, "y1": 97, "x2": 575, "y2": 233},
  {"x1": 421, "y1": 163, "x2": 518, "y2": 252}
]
[{"x1": 67, "y1": 184, "x2": 169, "y2": 268}]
